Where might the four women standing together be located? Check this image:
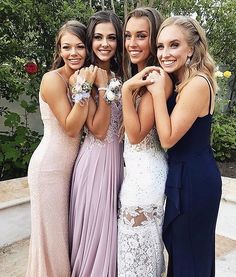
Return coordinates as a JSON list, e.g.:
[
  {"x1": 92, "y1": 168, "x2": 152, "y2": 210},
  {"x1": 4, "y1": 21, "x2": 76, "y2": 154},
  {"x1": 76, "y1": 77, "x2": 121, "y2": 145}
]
[{"x1": 26, "y1": 7, "x2": 222, "y2": 277}]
